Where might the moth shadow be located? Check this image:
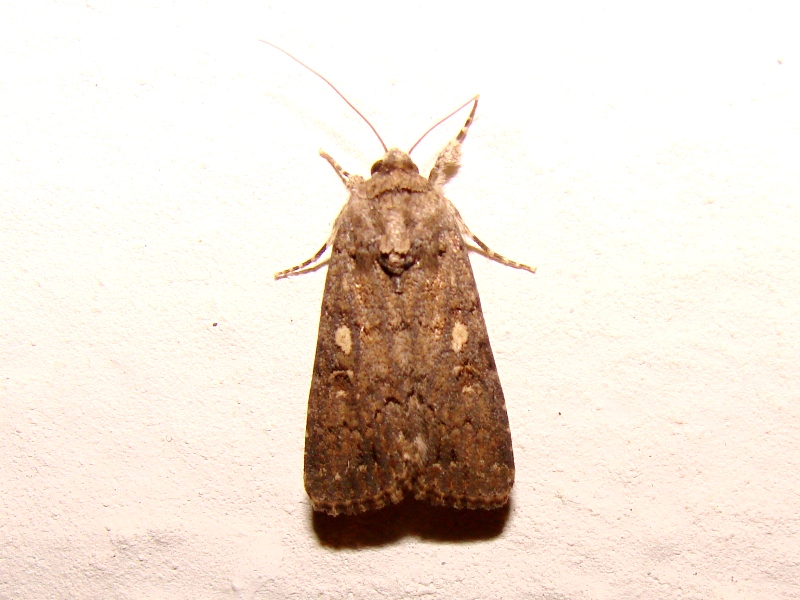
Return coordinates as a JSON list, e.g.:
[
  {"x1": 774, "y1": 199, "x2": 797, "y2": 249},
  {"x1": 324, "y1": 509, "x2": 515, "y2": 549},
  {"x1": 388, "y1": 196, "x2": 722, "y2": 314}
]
[{"x1": 311, "y1": 498, "x2": 511, "y2": 548}]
